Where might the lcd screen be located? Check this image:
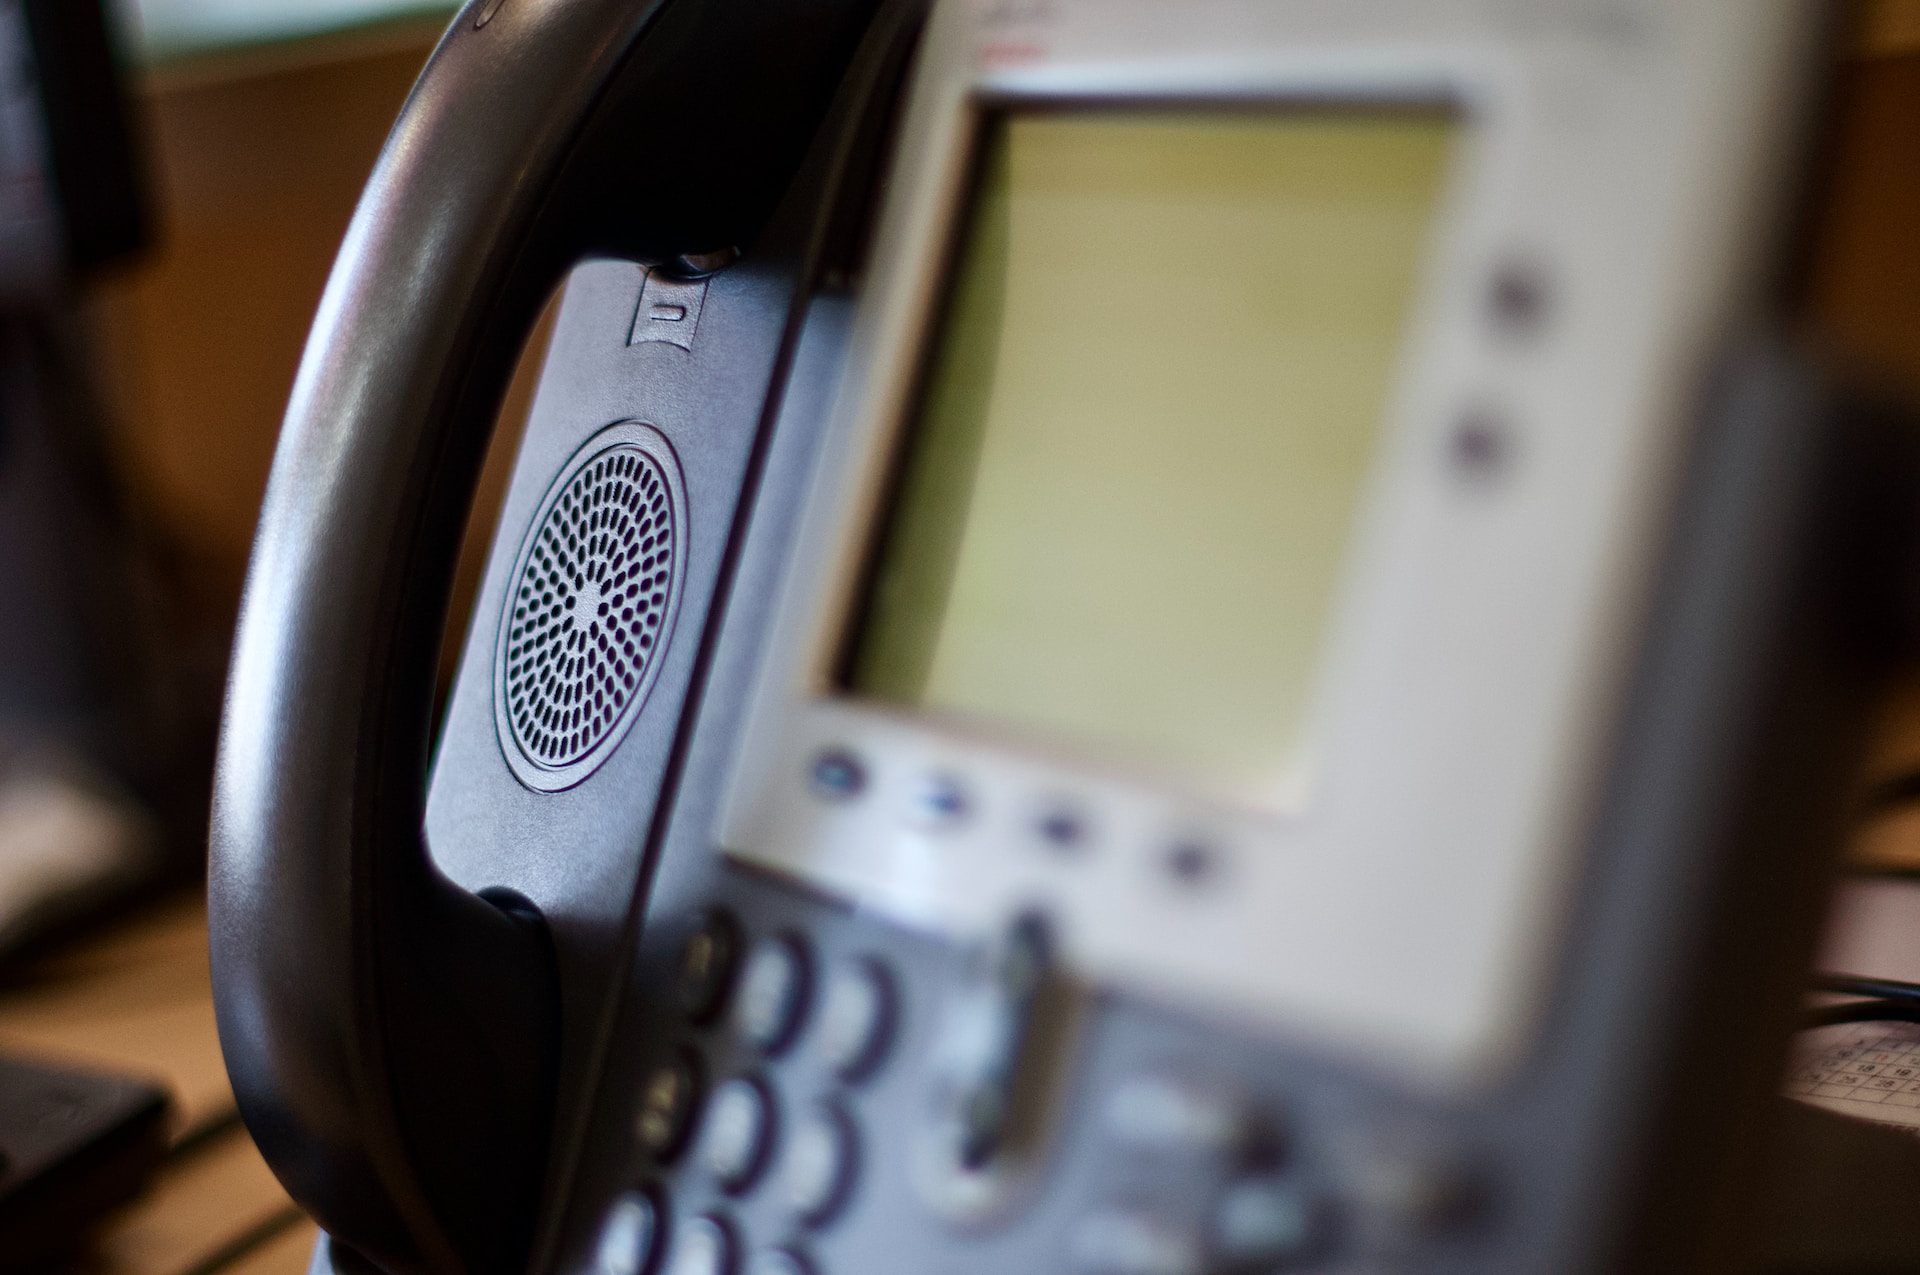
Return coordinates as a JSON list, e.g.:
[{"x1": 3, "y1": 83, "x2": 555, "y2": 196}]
[{"x1": 843, "y1": 110, "x2": 1455, "y2": 799}]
